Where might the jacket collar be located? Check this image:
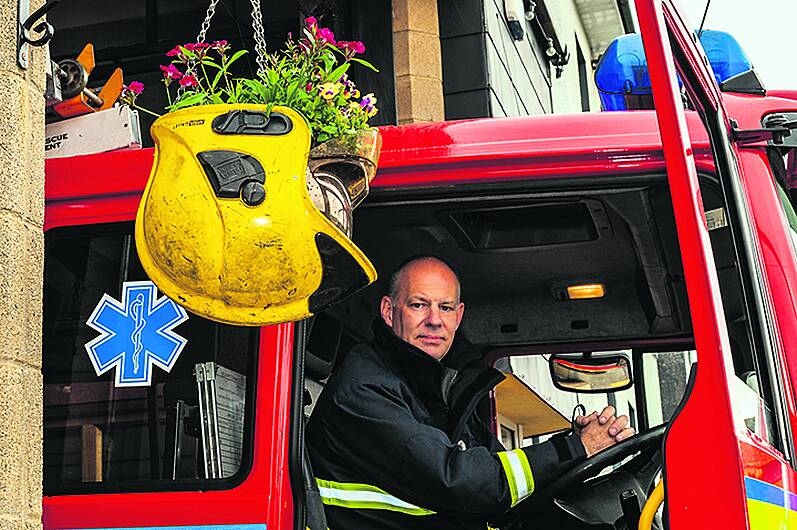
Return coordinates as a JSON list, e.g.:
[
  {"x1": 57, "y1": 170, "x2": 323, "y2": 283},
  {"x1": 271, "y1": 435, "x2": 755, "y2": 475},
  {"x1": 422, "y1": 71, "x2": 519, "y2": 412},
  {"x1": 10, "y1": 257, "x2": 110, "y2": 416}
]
[
  {"x1": 370, "y1": 319, "x2": 504, "y2": 438},
  {"x1": 370, "y1": 319, "x2": 481, "y2": 373}
]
